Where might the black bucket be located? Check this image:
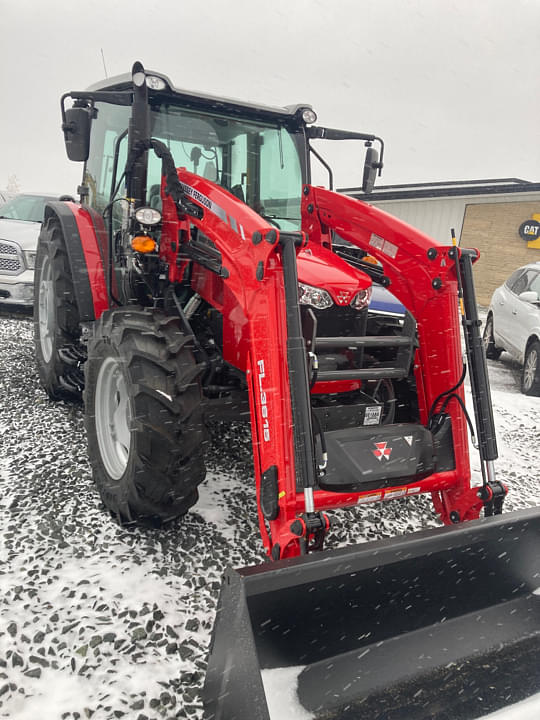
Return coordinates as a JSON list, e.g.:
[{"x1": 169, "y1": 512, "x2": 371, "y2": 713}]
[{"x1": 203, "y1": 507, "x2": 540, "y2": 720}]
